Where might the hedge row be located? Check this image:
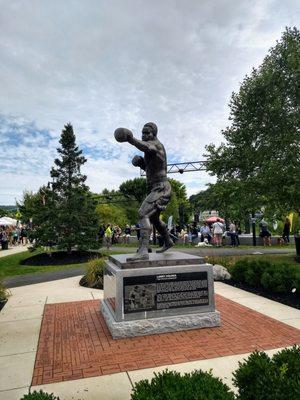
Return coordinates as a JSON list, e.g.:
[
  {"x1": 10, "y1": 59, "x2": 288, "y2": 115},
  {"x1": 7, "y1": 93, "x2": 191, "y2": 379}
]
[
  {"x1": 21, "y1": 346, "x2": 300, "y2": 400},
  {"x1": 231, "y1": 259, "x2": 299, "y2": 294}
]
